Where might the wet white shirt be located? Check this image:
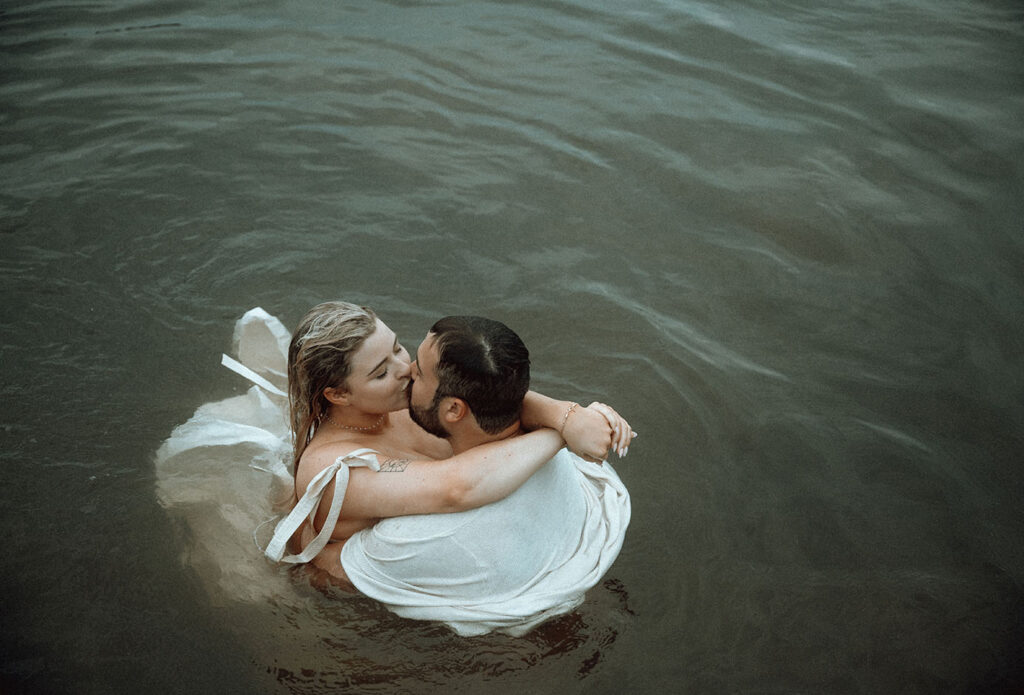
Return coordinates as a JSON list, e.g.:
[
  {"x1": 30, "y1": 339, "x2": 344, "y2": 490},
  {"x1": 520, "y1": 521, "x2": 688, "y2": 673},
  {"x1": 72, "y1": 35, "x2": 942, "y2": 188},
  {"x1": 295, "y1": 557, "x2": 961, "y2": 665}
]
[{"x1": 340, "y1": 448, "x2": 630, "y2": 636}]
